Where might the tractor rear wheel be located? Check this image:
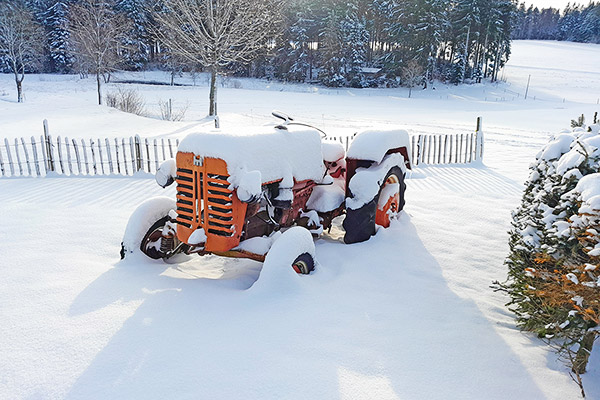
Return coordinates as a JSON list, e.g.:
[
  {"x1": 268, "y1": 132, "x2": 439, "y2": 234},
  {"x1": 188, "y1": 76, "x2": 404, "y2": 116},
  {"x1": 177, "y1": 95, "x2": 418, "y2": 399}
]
[
  {"x1": 375, "y1": 173, "x2": 402, "y2": 228},
  {"x1": 343, "y1": 166, "x2": 405, "y2": 244}
]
